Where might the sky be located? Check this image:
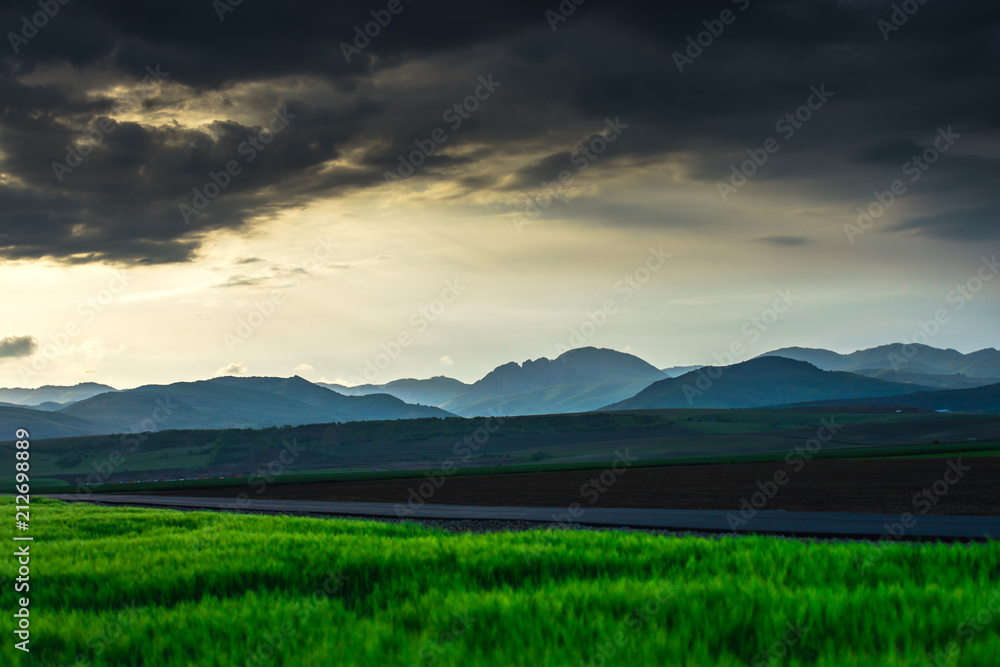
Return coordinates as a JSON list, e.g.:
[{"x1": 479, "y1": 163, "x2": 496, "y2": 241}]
[{"x1": 0, "y1": 0, "x2": 998, "y2": 389}]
